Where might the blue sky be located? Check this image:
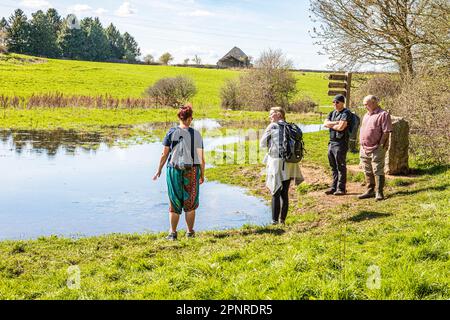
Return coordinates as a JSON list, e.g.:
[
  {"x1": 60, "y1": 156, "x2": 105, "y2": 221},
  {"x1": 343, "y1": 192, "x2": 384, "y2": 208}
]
[{"x1": 0, "y1": 0, "x2": 333, "y2": 69}]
